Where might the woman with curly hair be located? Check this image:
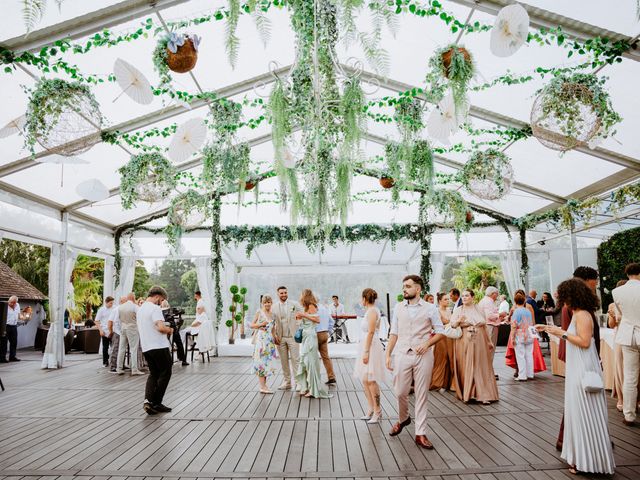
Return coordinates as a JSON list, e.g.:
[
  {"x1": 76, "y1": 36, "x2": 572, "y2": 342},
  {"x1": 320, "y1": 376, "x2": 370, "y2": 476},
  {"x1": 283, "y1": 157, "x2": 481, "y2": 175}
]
[{"x1": 542, "y1": 278, "x2": 615, "y2": 475}]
